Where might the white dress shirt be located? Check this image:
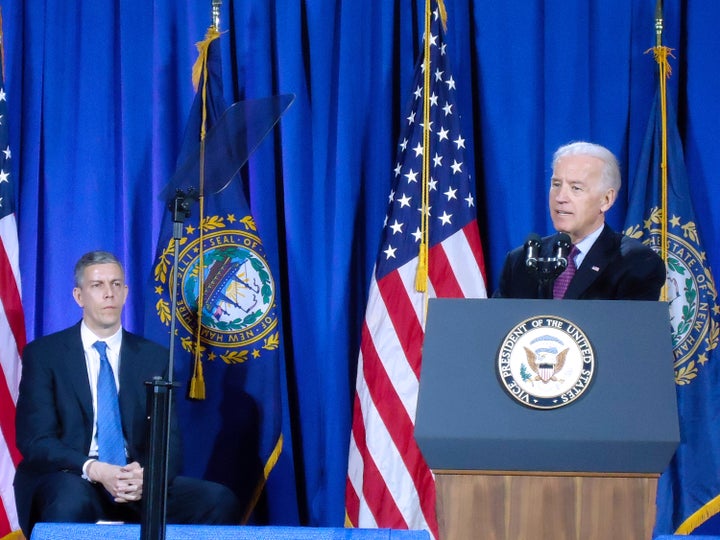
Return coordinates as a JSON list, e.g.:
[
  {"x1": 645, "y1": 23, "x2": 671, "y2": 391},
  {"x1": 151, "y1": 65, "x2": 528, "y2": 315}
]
[{"x1": 80, "y1": 321, "x2": 126, "y2": 477}]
